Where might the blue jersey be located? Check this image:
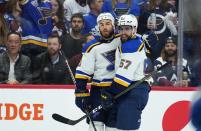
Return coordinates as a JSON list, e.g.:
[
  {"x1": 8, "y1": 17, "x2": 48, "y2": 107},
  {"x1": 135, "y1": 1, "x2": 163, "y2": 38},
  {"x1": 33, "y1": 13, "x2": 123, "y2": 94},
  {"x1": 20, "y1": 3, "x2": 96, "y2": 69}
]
[
  {"x1": 101, "y1": 0, "x2": 113, "y2": 13},
  {"x1": 82, "y1": 0, "x2": 115, "y2": 37},
  {"x1": 114, "y1": 1, "x2": 140, "y2": 18},
  {"x1": 82, "y1": 12, "x2": 98, "y2": 36},
  {"x1": 101, "y1": 0, "x2": 116, "y2": 16},
  {"x1": 19, "y1": 0, "x2": 53, "y2": 47}
]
